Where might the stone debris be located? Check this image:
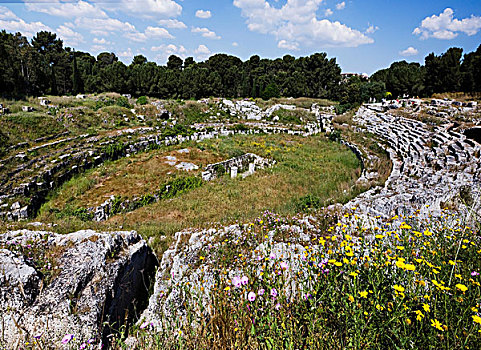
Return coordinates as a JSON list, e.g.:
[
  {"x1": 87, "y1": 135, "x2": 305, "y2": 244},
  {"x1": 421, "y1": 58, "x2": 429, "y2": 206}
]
[{"x1": 175, "y1": 162, "x2": 199, "y2": 171}]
